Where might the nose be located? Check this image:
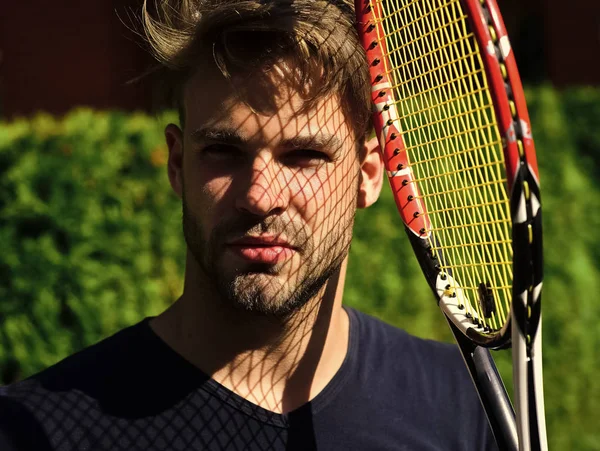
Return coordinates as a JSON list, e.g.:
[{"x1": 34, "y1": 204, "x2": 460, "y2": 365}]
[{"x1": 235, "y1": 152, "x2": 287, "y2": 217}]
